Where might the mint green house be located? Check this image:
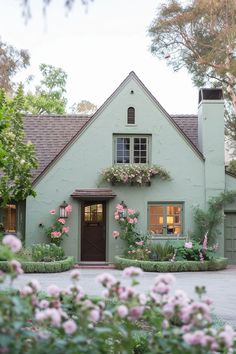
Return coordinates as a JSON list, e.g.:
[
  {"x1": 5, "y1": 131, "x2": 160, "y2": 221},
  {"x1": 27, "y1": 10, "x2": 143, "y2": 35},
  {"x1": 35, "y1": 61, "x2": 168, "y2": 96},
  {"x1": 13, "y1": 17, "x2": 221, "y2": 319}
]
[{"x1": 2, "y1": 72, "x2": 236, "y2": 263}]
